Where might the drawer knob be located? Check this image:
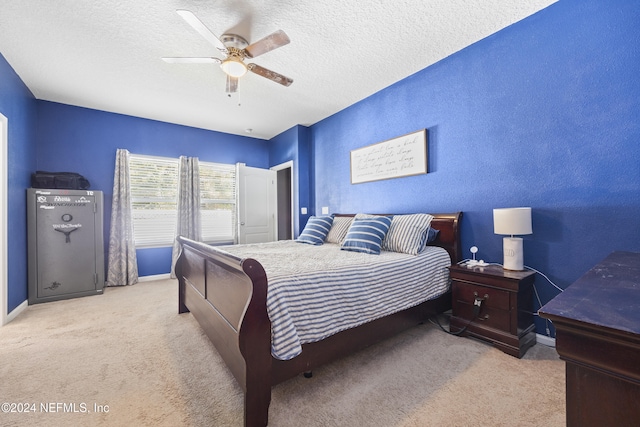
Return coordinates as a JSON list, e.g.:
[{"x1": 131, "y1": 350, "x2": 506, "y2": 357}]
[
  {"x1": 473, "y1": 291, "x2": 489, "y2": 299},
  {"x1": 478, "y1": 314, "x2": 490, "y2": 321}
]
